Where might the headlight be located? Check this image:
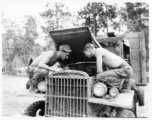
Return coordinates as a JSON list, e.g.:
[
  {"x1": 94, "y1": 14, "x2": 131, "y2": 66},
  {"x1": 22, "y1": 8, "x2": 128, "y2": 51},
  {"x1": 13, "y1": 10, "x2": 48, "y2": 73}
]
[
  {"x1": 37, "y1": 81, "x2": 46, "y2": 92},
  {"x1": 109, "y1": 87, "x2": 119, "y2": 97},
  {"x1": 93, "y1": 82, "x2": 107, "y2": 97}
]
